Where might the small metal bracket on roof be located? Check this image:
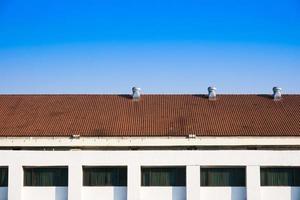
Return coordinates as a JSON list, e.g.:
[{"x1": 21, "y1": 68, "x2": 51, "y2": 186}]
[
  {"x1": 70, "y1": 148, "x2": 82, "y2": 151},
  {"x1": 71, "y1": 134, "x2": 80, "y2": 139},
  {"x1": 187, "y1": 134, "x2": 197, "y2": 139}
]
